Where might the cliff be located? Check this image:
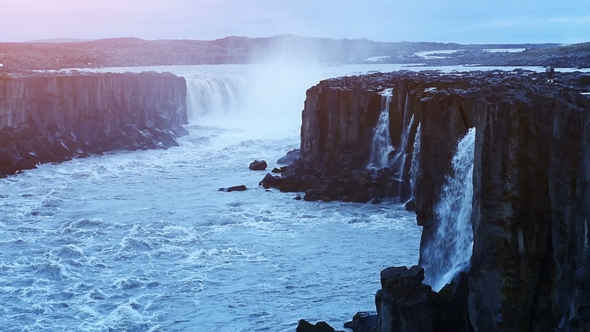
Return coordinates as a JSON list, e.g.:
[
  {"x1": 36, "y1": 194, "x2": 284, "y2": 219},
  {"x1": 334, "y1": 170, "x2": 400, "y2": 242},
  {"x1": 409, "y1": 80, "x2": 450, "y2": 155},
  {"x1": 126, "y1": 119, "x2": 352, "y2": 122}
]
[
  {"x1": 273, "y1": 70, "x2": 590, "y2": 331},
  {"x1": 0, "y1": 71, "x2": 187, "y2": 177}
]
